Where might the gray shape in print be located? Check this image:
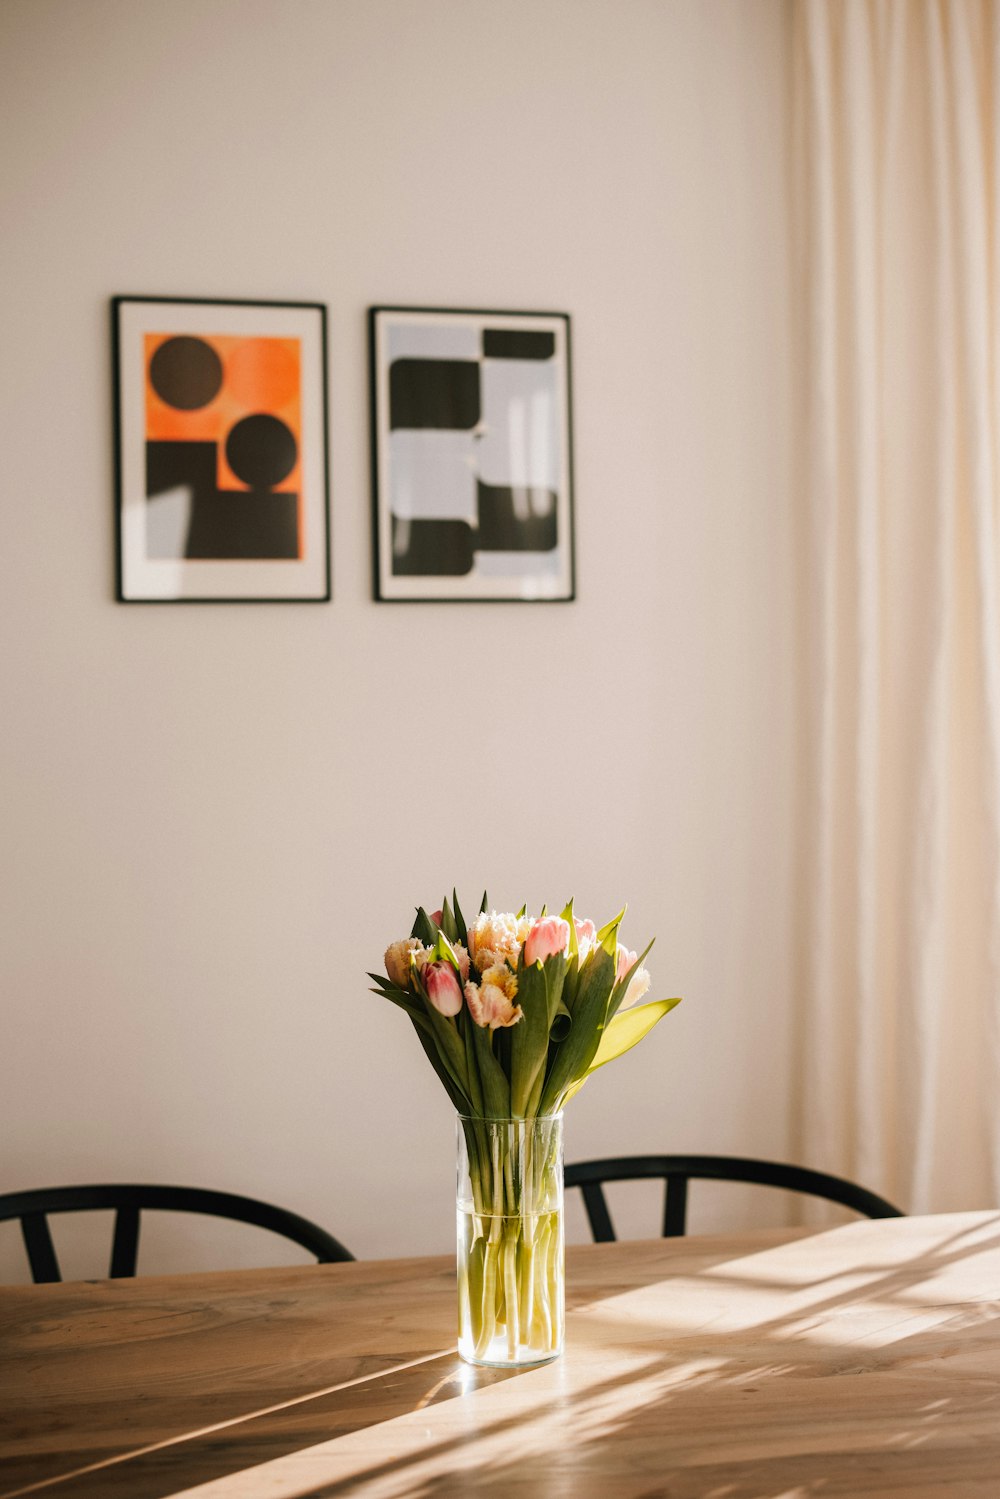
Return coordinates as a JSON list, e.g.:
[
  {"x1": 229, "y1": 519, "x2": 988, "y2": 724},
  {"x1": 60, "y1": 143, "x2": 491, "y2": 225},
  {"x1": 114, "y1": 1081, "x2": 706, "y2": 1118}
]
[
  {"x1": 474, "y1": 549, "x2": 562, "y2": 578},
  {"x1": 387, "y1": 322, "x2": 481, "y2": 362},
  {"x1": 145, "y1": 485, "x2": 192, "y2": 559},
  {"x1": 390, "y1": 430, "x2": 478, "y2": 522},
  {"x1": 477, "y1": 358, "x2": 560, "y2": 491}
]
